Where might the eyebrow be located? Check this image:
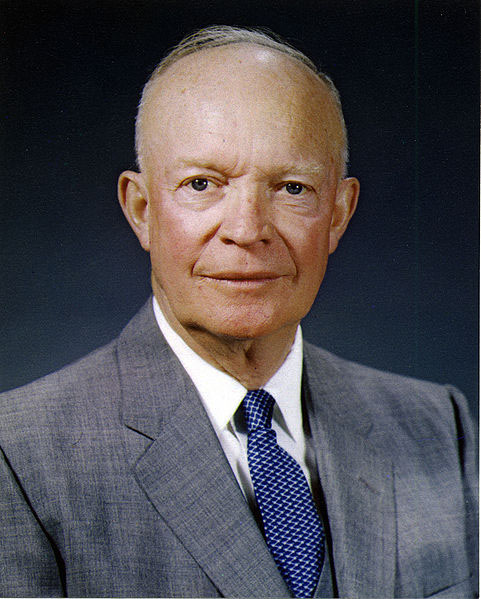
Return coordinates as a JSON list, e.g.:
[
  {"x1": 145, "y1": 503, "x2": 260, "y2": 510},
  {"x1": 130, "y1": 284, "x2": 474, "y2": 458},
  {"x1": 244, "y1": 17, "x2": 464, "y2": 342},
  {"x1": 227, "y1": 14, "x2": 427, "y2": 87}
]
[
  {"x1": 275, "y1": 164, "x2": 325, "y2": 176},
  {"x1": 174, "y1": 159, "x2": 228, "y2": 171},
  {"x1": 174, "y1": 158, "x2": 326, "y2": 177}
]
